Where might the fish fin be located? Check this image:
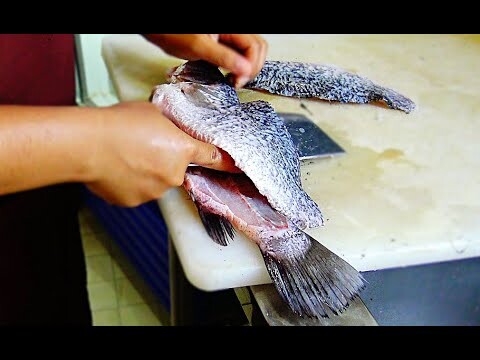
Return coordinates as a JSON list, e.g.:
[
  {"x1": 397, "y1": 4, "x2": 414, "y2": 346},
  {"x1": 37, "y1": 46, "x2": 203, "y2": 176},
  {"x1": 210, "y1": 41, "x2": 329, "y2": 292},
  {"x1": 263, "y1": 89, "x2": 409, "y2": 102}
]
[
  {"x1": 260, "y1": 233, "x2": 365, "y2": 318},
  {"x1": 378, "y1": 86, "x2": 416, "y2": 113},
  {"x1": 197, "y1": 207, "x2": 236, "y2": 246}
]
